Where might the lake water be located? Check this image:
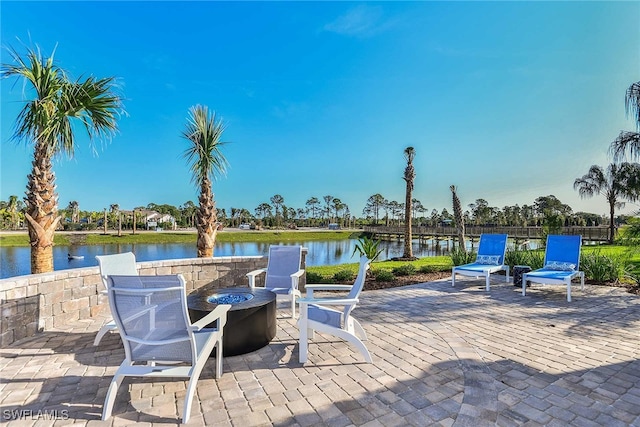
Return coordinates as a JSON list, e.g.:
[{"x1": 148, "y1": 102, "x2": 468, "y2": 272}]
[{"x1": 0, "y1": 238, "x2": 457, "y2": 279}]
